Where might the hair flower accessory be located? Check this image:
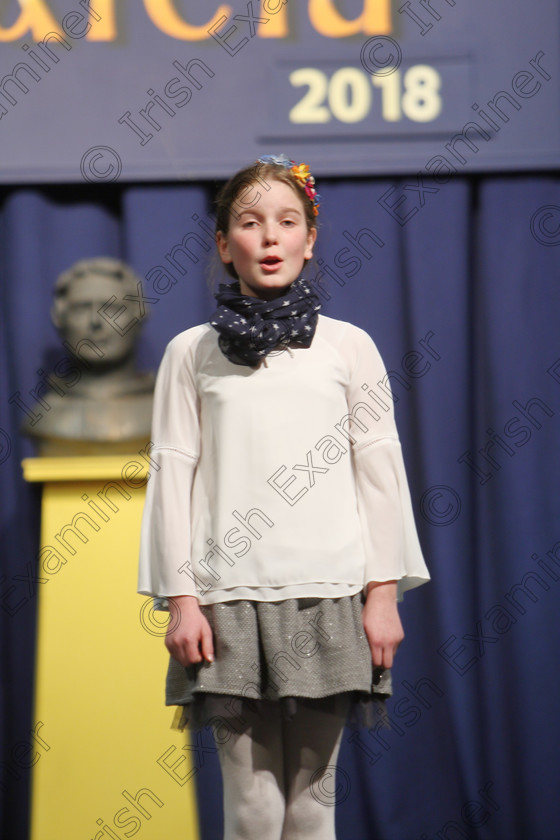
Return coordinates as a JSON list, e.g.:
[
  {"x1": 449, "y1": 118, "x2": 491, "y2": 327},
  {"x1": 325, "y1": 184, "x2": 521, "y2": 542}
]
[
  {"x1": 257, "y1": 154, "x2": 321, "y2": 216},
  {"x1": 258, "y1": 153, "x2": 292, "y2": 167},
  {"x1": 290, "y1": 163, "x2": 311, "y2": 185}
]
